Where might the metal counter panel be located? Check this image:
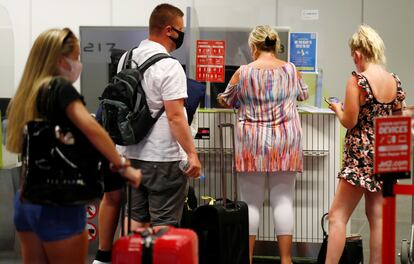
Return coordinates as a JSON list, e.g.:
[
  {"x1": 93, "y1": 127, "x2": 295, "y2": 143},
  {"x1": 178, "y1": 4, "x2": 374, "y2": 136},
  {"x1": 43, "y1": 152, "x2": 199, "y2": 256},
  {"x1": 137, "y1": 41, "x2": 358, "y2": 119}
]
[{"x1": 191, "y1": 110, "x2": 340, "y2": 243}]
